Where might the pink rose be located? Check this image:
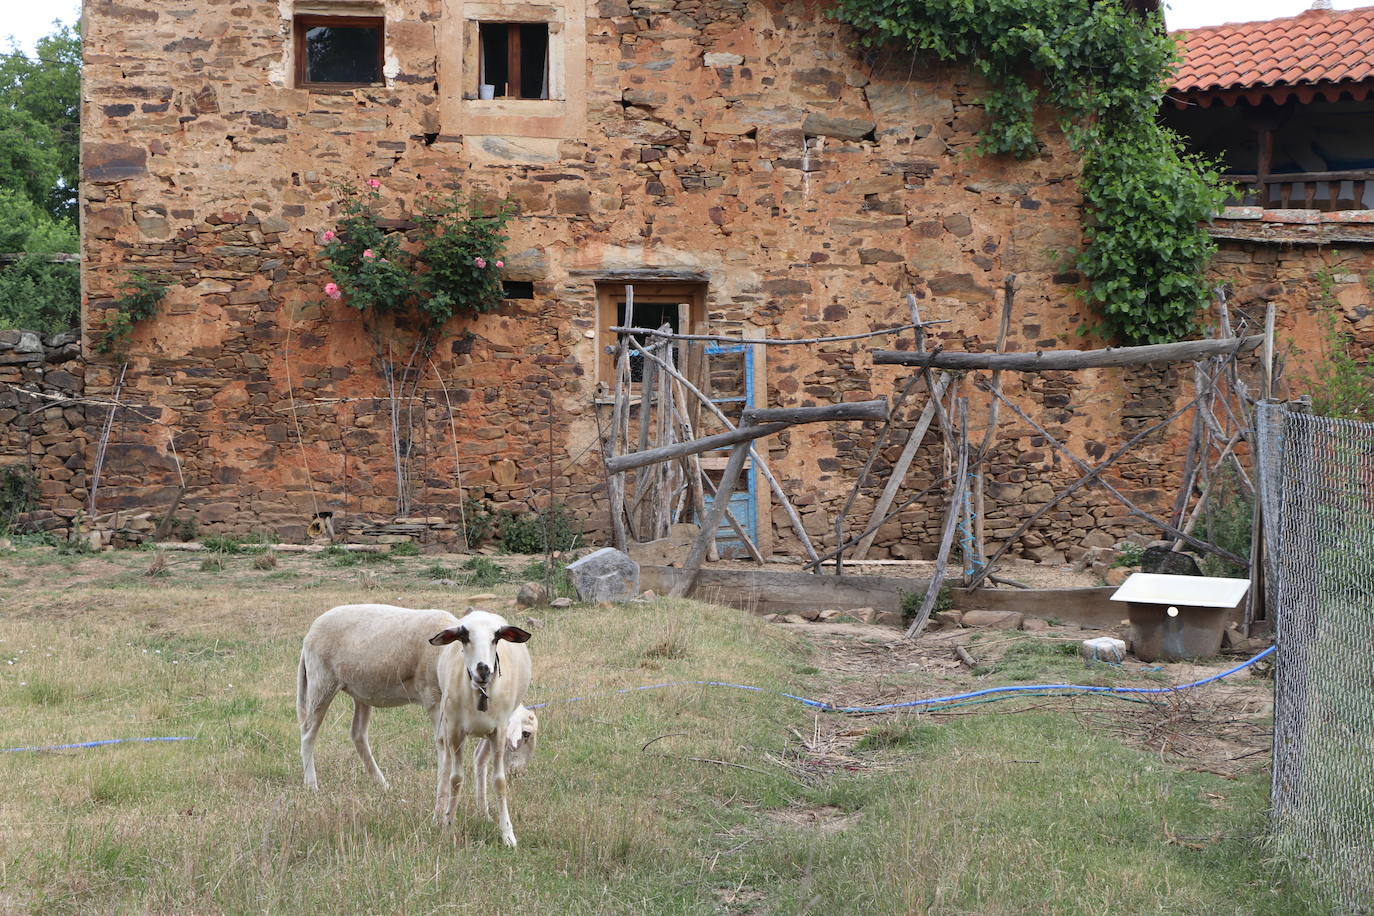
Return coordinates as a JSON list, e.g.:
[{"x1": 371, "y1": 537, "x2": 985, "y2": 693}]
[
  {"x1": 363, "y1": 249, "x2": 375, "y2": 259},
  {"x1": 322, "y1": 230, "x2": 336, "y2": 242},
  {"x1": 380, "y1": 258, "x2": 389, "y2": 263},
  {"x1": 474, "y1": 256, "x2": 487, "y2": 269},
  {"x1": 324, "y1": 282, "x2": 342, "y2": 300},
  {"x1": 495, "y1": 260, "x2": 504, "y2": 268},
  {"x1": 367, "y1": 178, "x2": 381, "y2": 189}
]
